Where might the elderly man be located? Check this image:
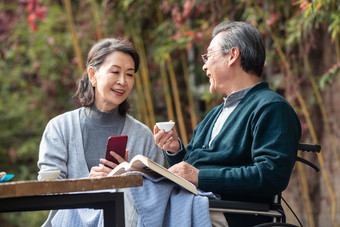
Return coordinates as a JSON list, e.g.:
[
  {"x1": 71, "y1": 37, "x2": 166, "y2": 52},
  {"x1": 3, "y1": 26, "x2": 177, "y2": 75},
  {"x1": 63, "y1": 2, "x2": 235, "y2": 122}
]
[{"x1": 154, "y1": 21, "x2": 301, "y2": 226}]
